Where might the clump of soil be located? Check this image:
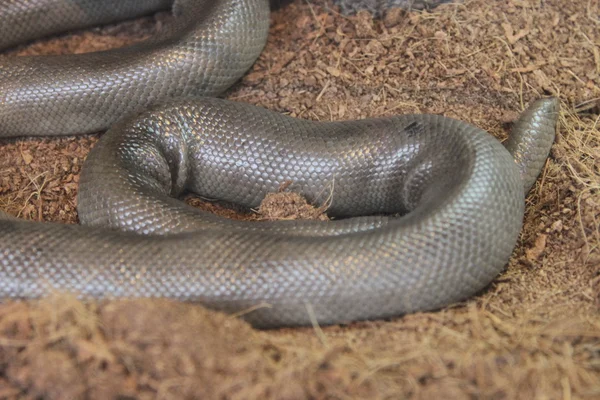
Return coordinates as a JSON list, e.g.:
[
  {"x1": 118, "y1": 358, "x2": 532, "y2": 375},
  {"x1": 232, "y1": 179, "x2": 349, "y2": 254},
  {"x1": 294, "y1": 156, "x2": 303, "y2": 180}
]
[
  {"x1": 184, "y1": 187, "x2": 329, "y2": 222},
  {"x1": 0, "y1": 297, "x2": 266, "y2": 399},
  {"x1": 0, "y1": 0, "x2": 599, "y2": 399},
  {"x1": 257, "y1": 182, "x2": 330, "y2": 221}
]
